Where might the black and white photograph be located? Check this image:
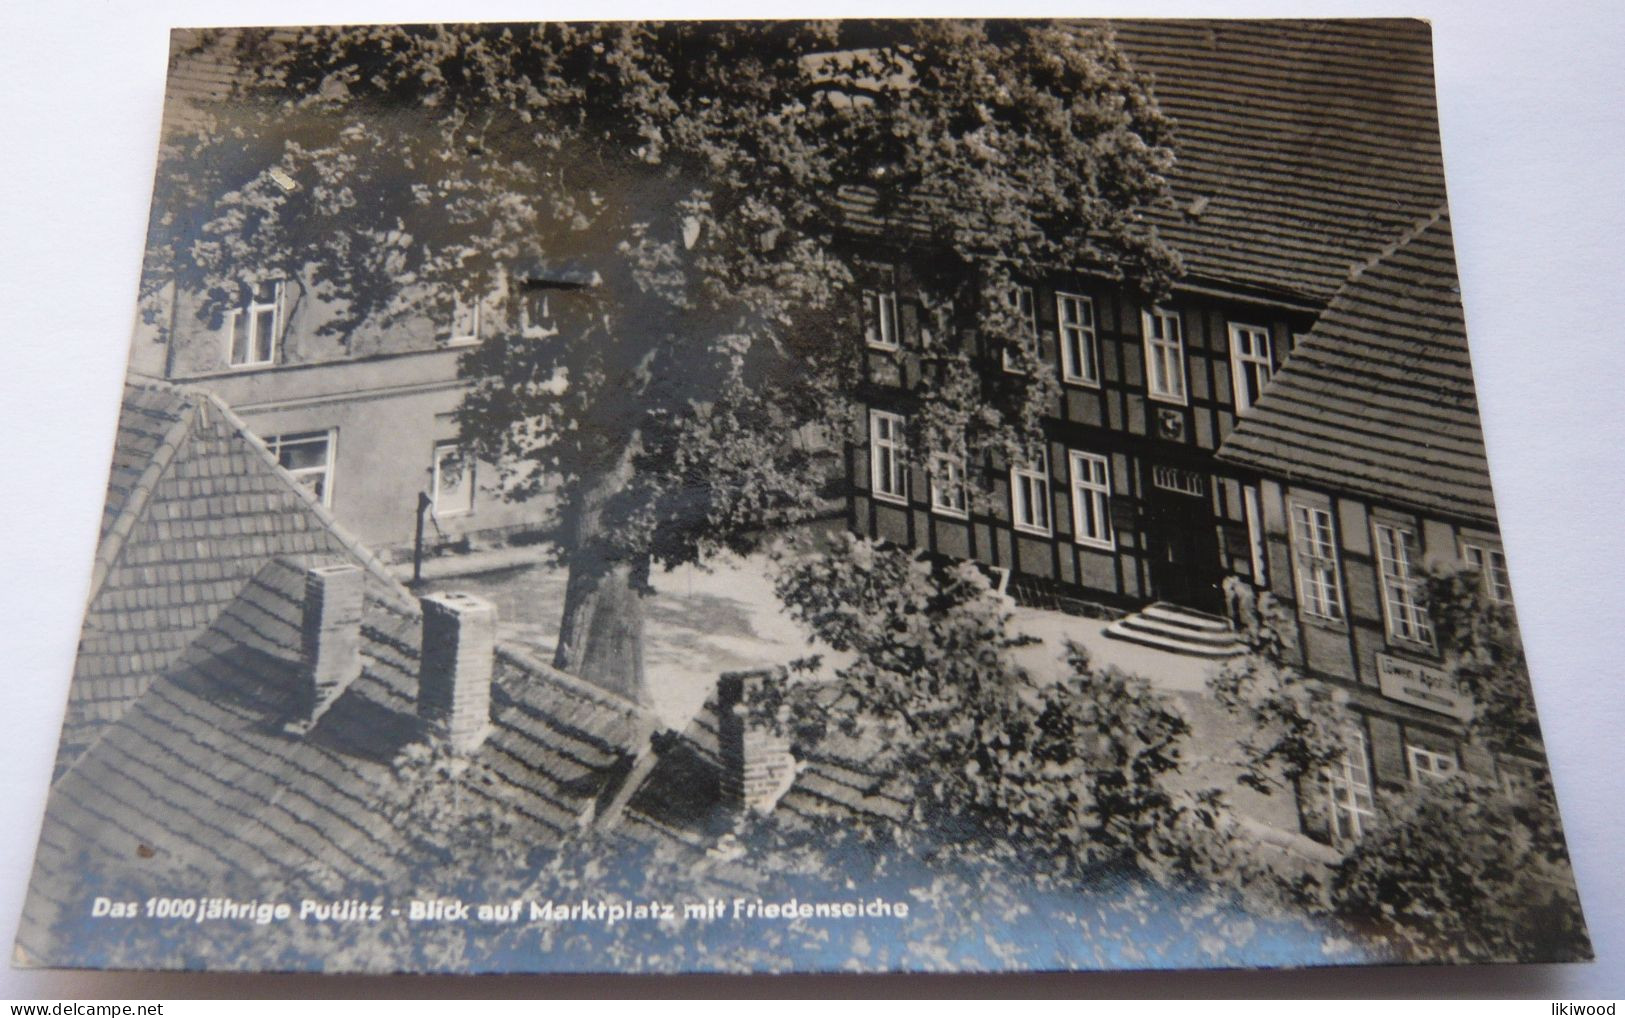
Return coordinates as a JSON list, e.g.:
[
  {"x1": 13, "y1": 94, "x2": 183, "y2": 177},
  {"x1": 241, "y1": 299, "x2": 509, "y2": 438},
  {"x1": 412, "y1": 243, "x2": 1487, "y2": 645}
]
[{"x1": 4, "y1": 14, "x2": 1606, "y2": 980}]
